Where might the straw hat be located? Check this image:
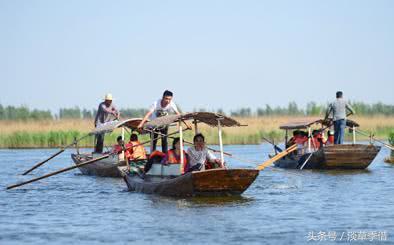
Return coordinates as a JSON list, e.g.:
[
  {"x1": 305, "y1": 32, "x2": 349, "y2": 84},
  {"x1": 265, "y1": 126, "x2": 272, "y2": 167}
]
[{"x1": 104, "y1": 93, "x2": 113, "y2": 101}]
